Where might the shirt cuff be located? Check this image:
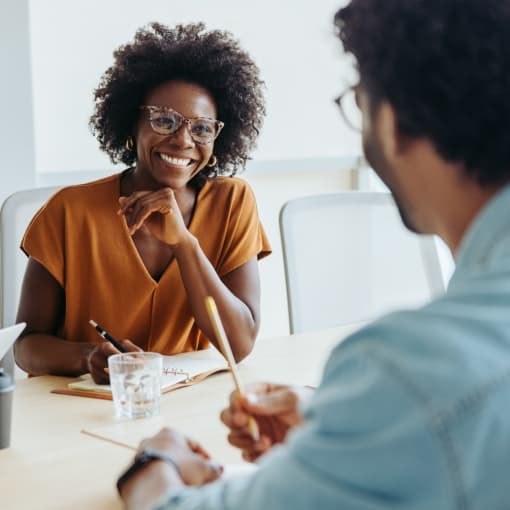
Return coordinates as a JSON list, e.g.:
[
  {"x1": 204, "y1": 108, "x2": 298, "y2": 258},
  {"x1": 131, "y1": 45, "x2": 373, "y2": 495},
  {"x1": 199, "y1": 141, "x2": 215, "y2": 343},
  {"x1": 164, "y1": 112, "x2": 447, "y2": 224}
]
[{"x1": 152, "y1": 486, "x2": 195, "y2": 510}]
